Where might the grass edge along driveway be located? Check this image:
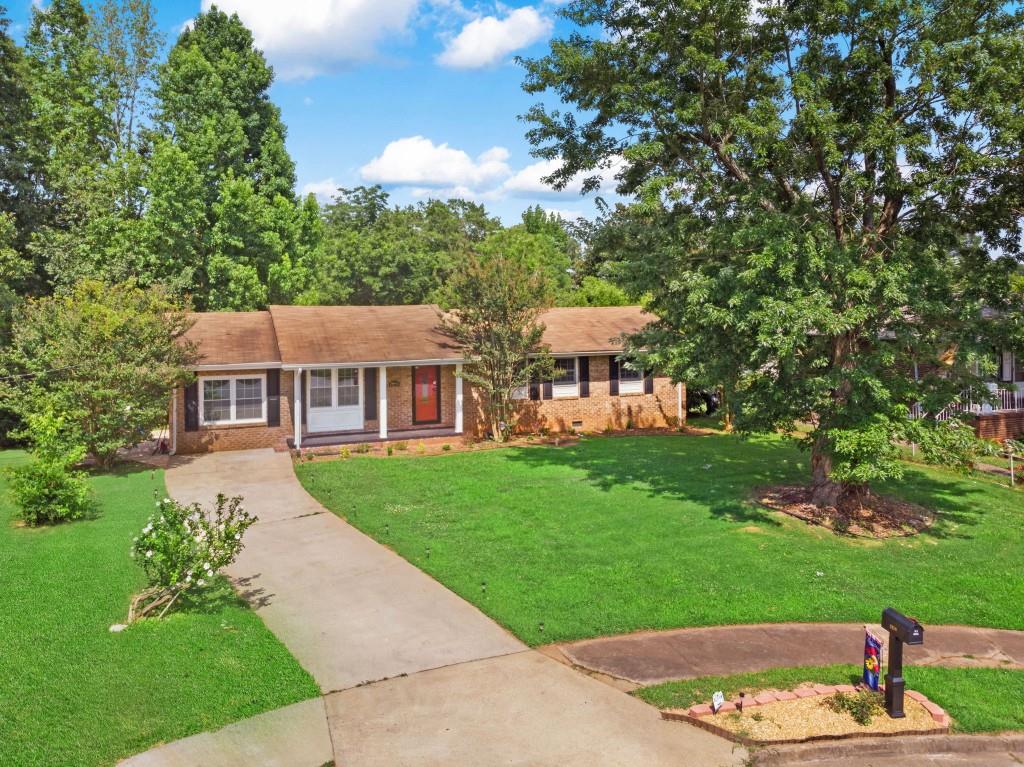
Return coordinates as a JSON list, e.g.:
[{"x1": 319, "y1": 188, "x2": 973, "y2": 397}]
[
  {"x1": 0, "y1": 451, "x2": 318, "y2": 767},
  {"x1": 297, "y1": 434, "x2": 1024, "y2": 645}
]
